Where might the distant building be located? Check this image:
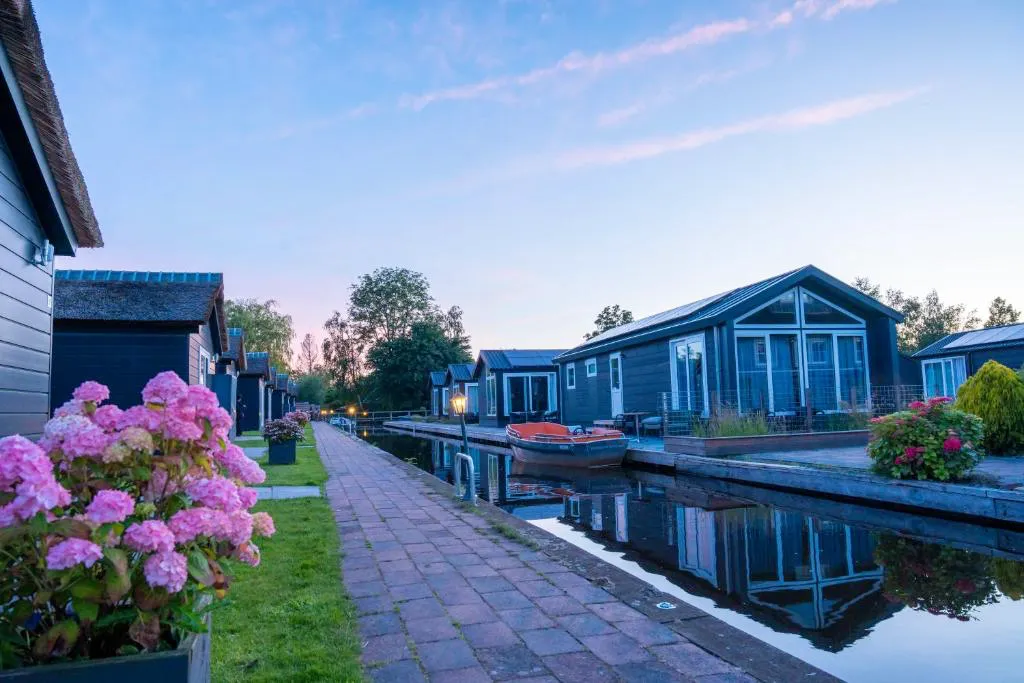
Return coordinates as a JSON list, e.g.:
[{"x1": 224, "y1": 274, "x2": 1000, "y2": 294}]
[
  {"x1": 913, "y1": 323, "x2": 1024, "y2": 399},
  {"x1": 472, "y1": 350, "x2": 566, "y2": 427},
  {"x1": 237, "y1": 351, "x2": 271, "y2": 433},
  {"x1": 428, "y1": 370, "x2": 447, "y2": 417},
  {"x1": 445, "y1": 363, "x2": 478, "y2": 417}
]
